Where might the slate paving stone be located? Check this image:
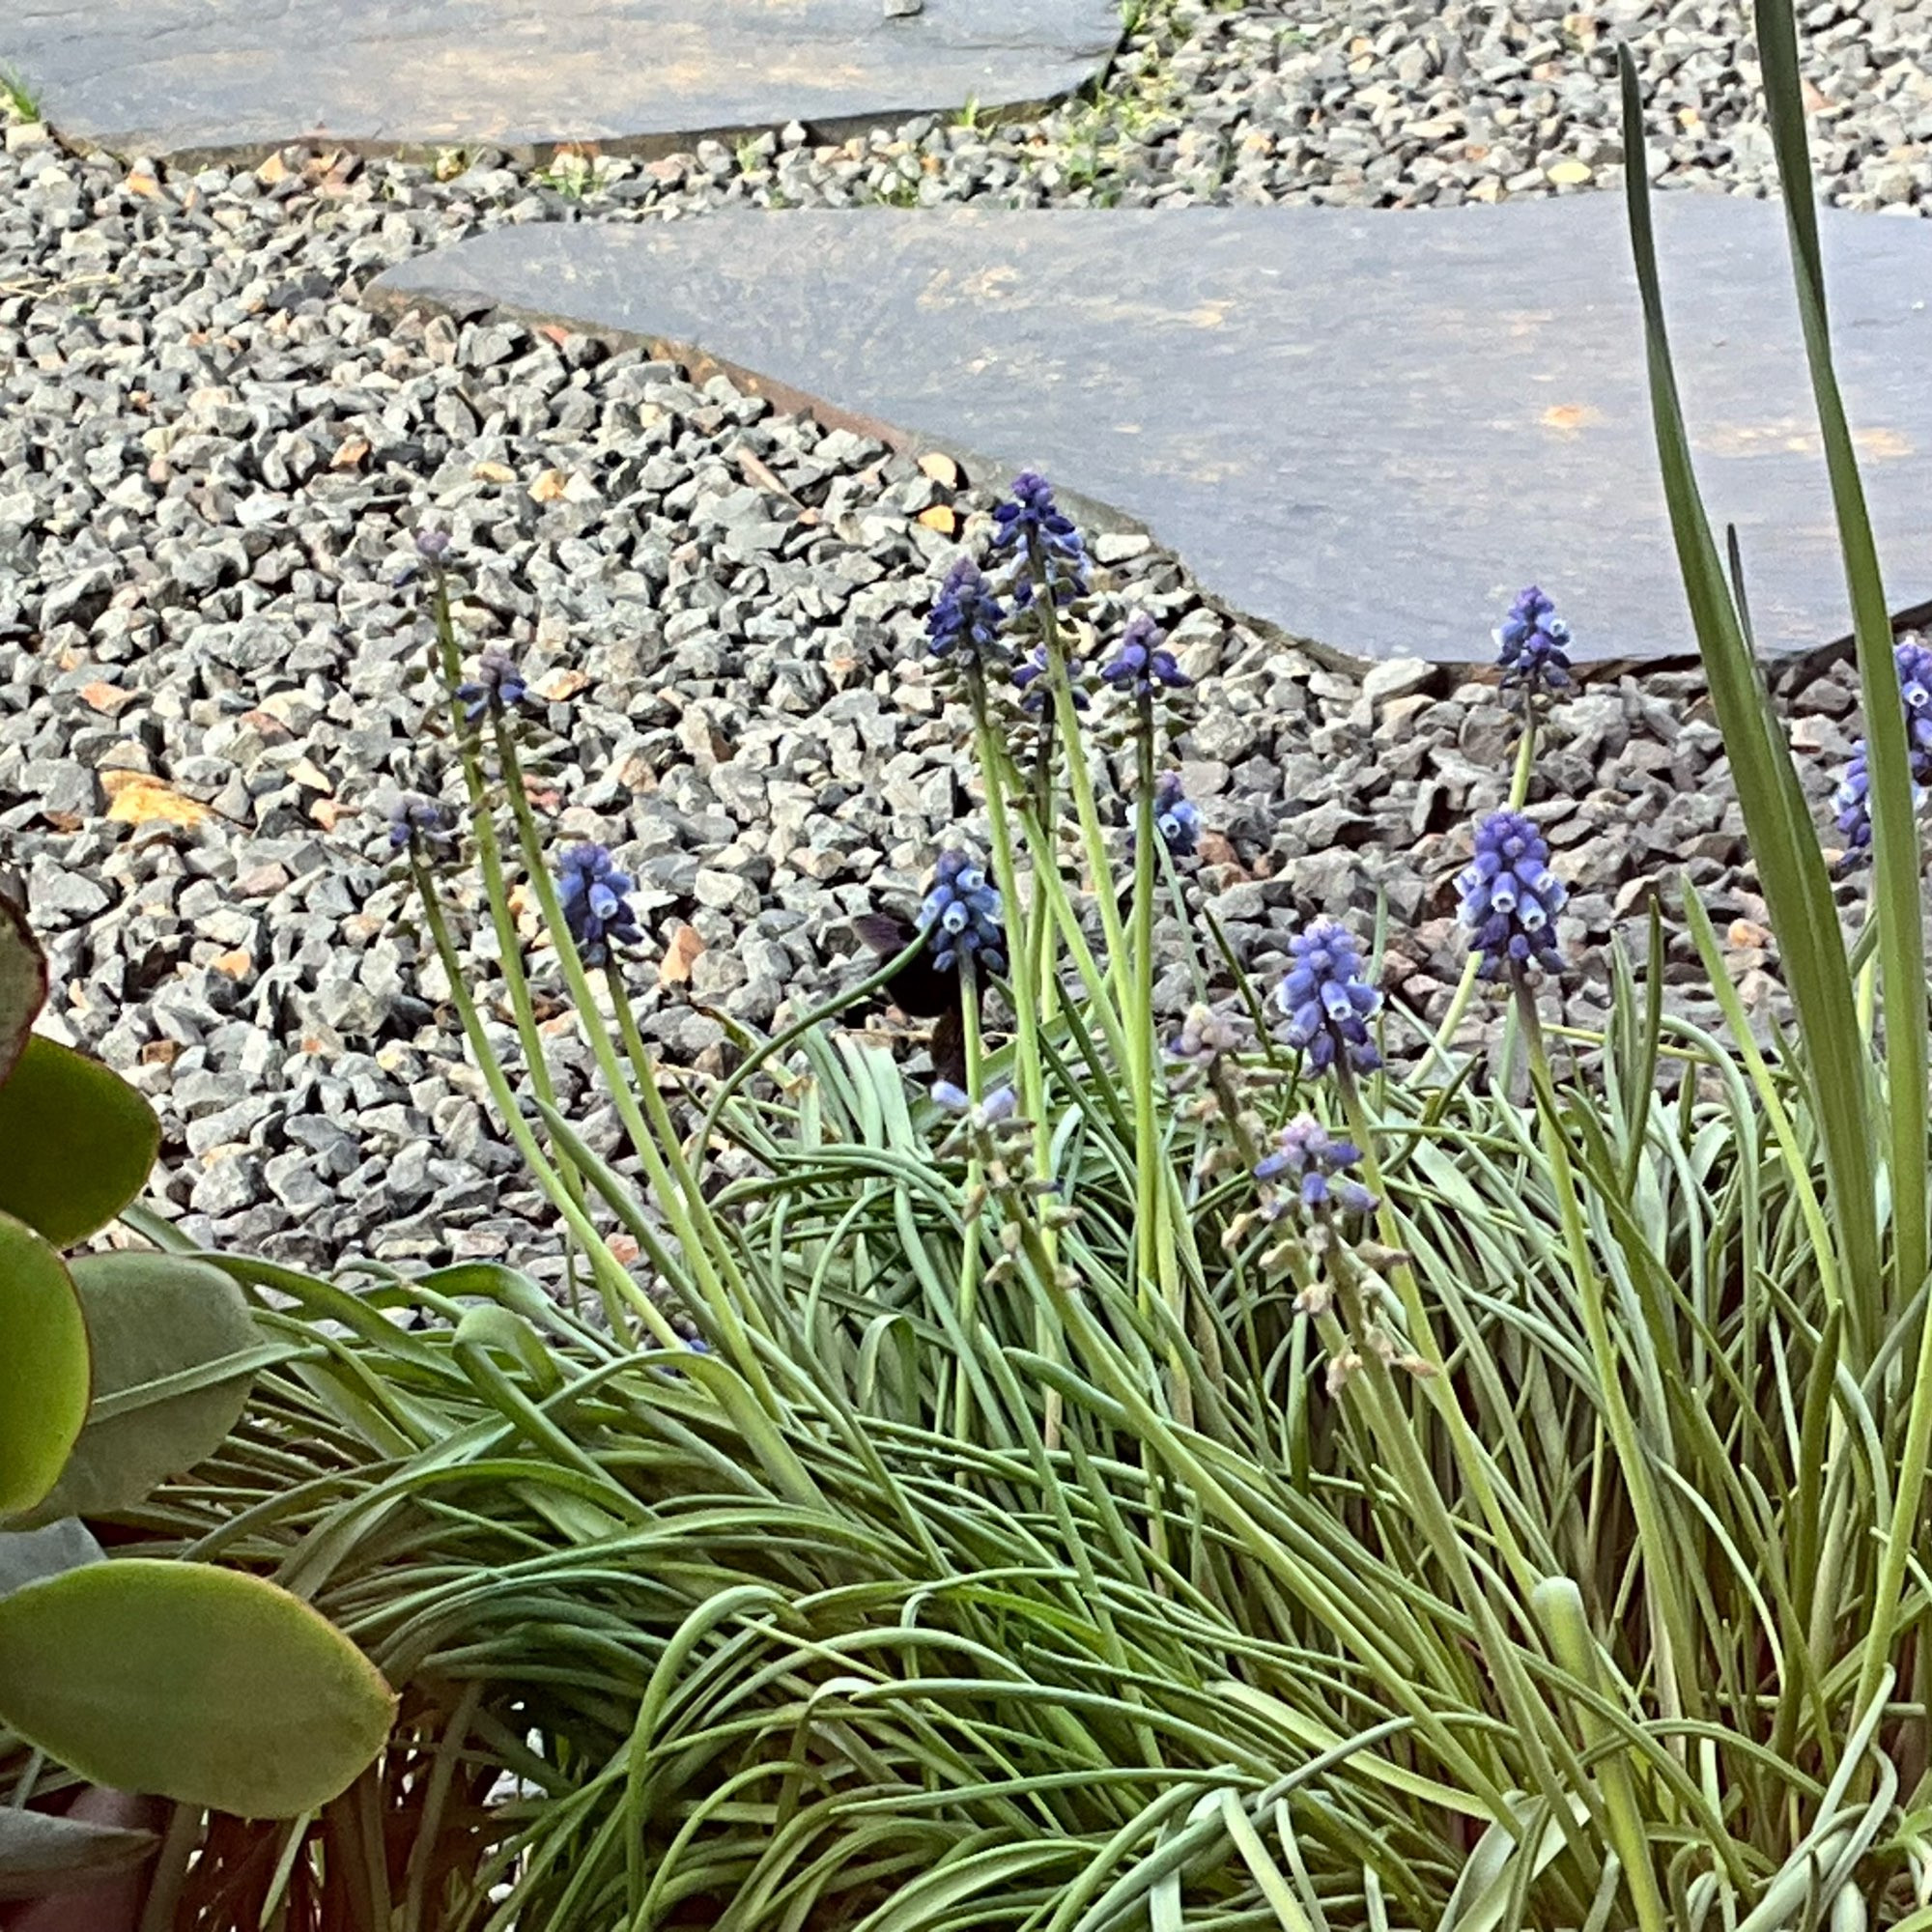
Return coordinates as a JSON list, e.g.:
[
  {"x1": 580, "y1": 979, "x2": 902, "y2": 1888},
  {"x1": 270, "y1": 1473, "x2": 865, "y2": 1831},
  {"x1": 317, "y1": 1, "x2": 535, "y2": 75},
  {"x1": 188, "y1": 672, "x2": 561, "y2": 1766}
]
[
  {"x1": 3, "y1": 0, "x2": 1120, "y2": 162},
  {"x1": 371, "y1": 196, "x2": 1932, "y2": 664}
]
